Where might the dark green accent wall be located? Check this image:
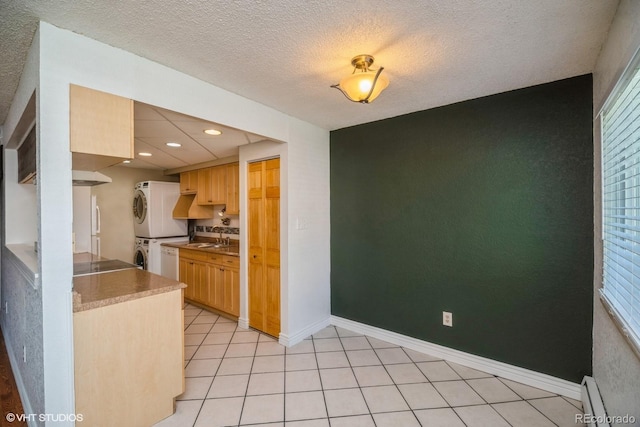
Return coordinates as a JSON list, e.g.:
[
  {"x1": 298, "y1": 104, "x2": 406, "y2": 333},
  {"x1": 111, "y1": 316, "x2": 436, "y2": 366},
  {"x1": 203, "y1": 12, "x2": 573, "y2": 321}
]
[{"x1": 330, "y1": 75, "x2": 593, "y2": 383}]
